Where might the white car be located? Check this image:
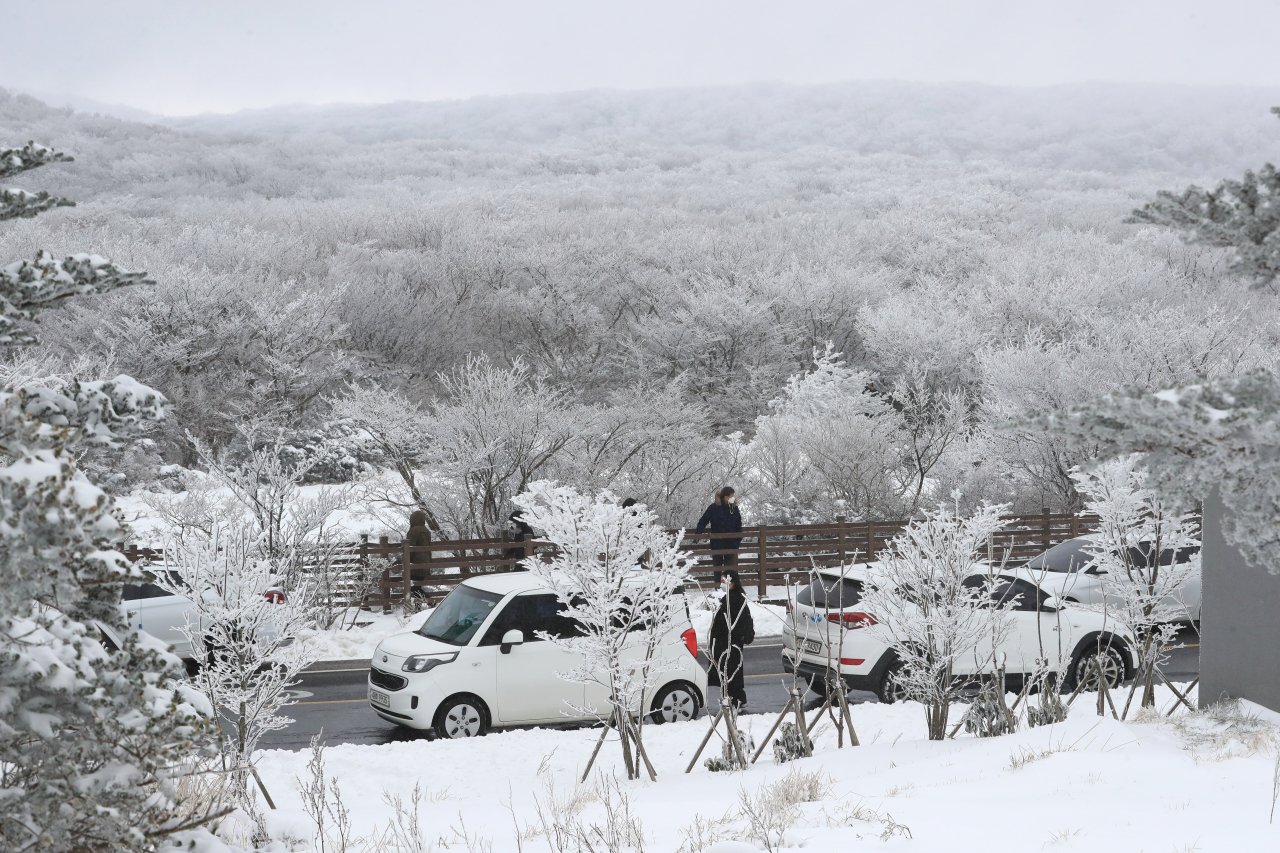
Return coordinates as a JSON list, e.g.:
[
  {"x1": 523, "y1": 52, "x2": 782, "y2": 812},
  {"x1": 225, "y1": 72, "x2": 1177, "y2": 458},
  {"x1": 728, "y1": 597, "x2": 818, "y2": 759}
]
[
  {"x1": 782, "y1": 565, "x2": 1136, "y2": 704},
  {"x1": 98, "y1": 570, "x2": 283, "y2": 662},
  {"x1": 368, "y1": 573, "x2": 708, "y2": 739},
  {"x1": 1018, "y1": 536, "x2": 1202, "y2": 623}
]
